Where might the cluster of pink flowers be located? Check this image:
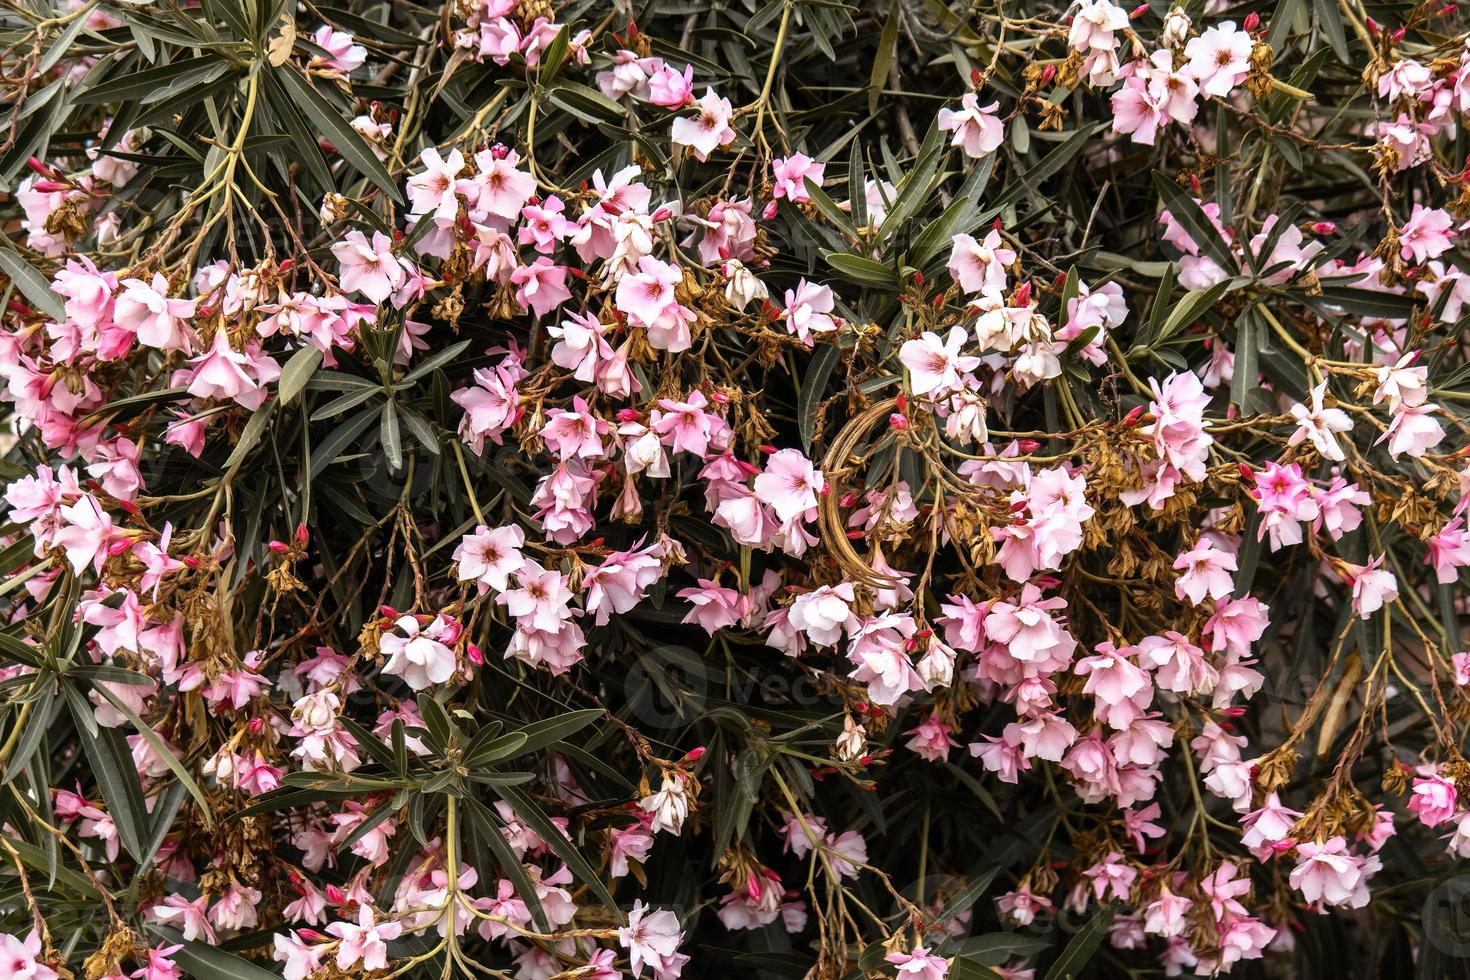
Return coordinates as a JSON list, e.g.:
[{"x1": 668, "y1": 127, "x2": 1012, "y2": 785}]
[{"x1": 8, "y1": 0, "x2": 1470, "y2": 977}]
